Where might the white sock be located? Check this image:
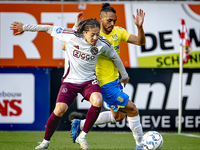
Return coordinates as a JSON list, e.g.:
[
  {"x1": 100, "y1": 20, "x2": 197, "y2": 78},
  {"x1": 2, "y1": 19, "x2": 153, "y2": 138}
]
[
  {"x1": 127, "y1": 115, "x2": 143, "y2": 146},
  {"x1": 42, "y1": 139, "x2": 50, "y2": 143},
  {"x1": 80, "y1": 111, "x2": 116, "y2": 130},
  {"x1": 79, "y1": 131, "x2": 87, "y2": 138}
]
